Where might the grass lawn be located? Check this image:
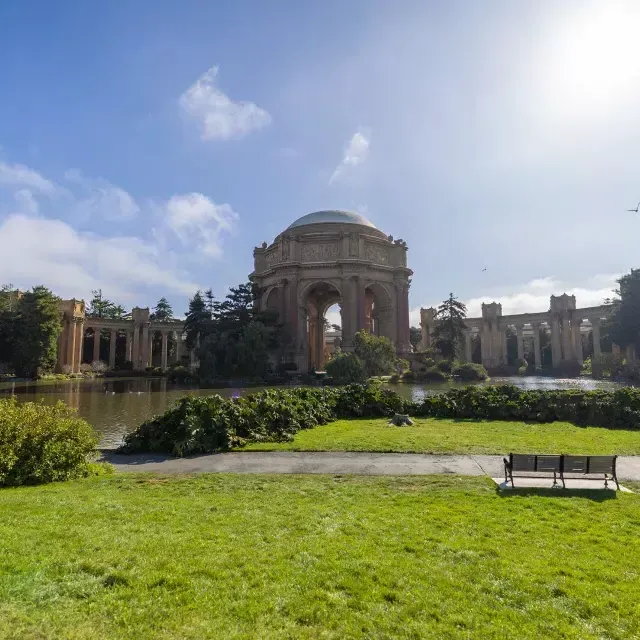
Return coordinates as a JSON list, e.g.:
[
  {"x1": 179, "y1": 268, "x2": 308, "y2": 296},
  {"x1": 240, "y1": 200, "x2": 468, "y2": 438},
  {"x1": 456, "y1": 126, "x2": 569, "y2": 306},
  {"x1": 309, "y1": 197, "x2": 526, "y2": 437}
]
[
  {"x1": 1, "y1": 475, "x2": 640, "y2": 639},
  {"x1": 243, "y1": 418, "x2": 640, "y2": 455}
]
